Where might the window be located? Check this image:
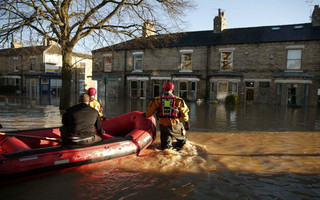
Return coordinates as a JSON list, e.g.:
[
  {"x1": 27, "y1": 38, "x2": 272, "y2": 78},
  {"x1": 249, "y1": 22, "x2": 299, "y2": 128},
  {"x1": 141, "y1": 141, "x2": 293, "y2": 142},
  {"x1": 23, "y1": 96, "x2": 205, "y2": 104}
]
[
  {"x1": 30, "y1": 57, "x2": 36, "y2": 71},
  {"x1": 130, "y1": 81, "x2": 138, "y2": 97},
  {"x1": 190, "y1": 81, "x2": 197, "y2": 100},
  {"x1": 140, "y1": 81, "x2": 146, "y2": 99},
  {"x1": 180, "y1": 50, "x2": 193, "y2": 71},
  {"x1": 13, "y1": 58, "x2": 18, "y2": 71},
  {"x1": 78, "y1": 63, "x2": 86, "y2": 74},
  {"x1": 103, "y1": 54, "x2": 112, "y2": 72},
  {"x1": 218, "y1": 82, "x2": 227, "y2": 93},
  {"x1": 245, "y1": 82, "x2": 254, "y2": 87},
  {"x1": 287, "y1": 49, "x2": 302, "y2": 70},
  {"x1": 15, "y1": 79, "x2": 20, "y2": 90},
  {"x1": 133, "y1": 52, "x2": 143, "y2": 71},
  {"x1": 220, "y1": 51, "x2": 233, "y2": 71},
  {"x1": 210, "y1": 82, "x2": 214, "y2": 93},
  {"x1": 228, "y1": 82, "x2": 238, "y2": 94},
  {"x1": 179, "y1": 81, "x2": 188, "y2": 99}
]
